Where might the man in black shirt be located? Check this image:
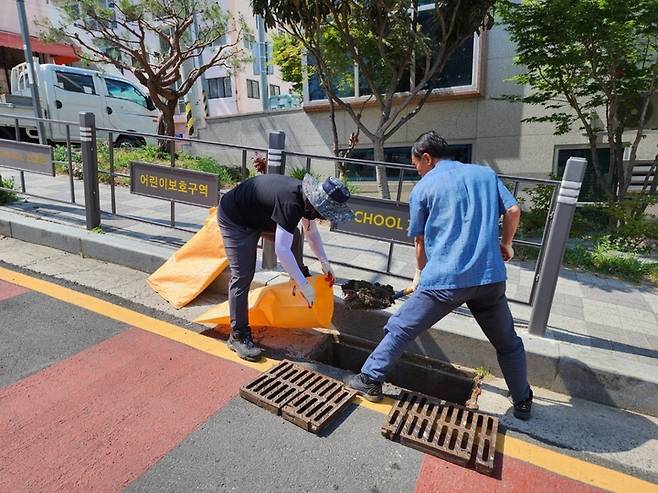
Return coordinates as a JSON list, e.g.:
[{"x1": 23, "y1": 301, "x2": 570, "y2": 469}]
[{"x1": 218, "y1": 173, "x2": 354, "y2": 361}]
